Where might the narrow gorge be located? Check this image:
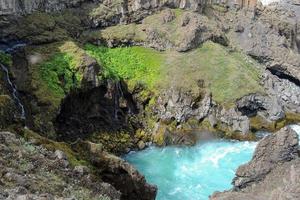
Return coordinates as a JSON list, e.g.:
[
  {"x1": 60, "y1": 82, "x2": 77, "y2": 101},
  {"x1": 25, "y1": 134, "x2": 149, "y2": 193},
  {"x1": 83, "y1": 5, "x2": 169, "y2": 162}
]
[{"x1": 0, "y1": 0, "x2": 300, "y2": 200}]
